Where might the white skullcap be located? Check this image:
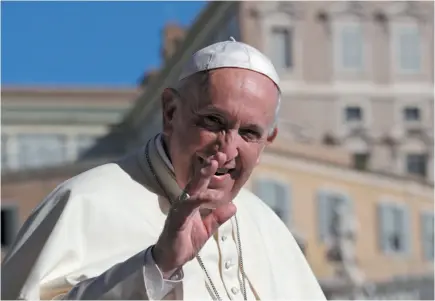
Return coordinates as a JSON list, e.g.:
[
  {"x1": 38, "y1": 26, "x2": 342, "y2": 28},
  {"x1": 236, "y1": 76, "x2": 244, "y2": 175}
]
[{"x1": 179, "y1": 37, "x2": 280, "y2": 90}]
